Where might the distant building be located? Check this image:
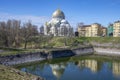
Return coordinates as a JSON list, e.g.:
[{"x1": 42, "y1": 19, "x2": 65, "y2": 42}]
[
  {"x1": 44, "y1": 9, "x2": 73, "y2": 36},
  {"x1": 78, "y1": 23, "x2": 104, "y2": 37},
  {"x1": 102, "y1": 26, "x2": 107, "y2": 37},
  {"x1": 107, "y1": 24, "x2": 113, "y2": 36},
  {"x1": 78, "y1": 25, "x2": 89, "y2": 37},
  {"x1": 91, "y1": 23, "x2": 102, "y2": 37},
  {"x1": 113, "y1": 21, "x2": 120, "y2": 37},
  {"x1": 85, "y1": 25, "x2": 91, "y2": 37}
]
